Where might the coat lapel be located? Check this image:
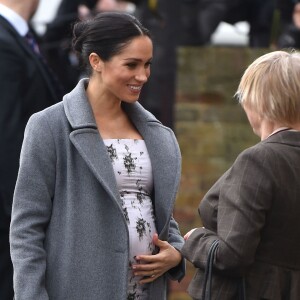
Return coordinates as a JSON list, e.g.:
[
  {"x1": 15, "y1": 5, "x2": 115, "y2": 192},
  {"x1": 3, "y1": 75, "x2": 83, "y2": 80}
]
[
  {"x1": 63, "y1": 79, "x2": 181, "y2": 232},
  {"x1": 63, "y1": 79, "x2": 120, "y2": 206},
  {"x1": 69, "y1": 128, "x2": 121, "y2": 206},
  {"x1": 123, "y1": 103, "x2": 181, "y2": 234}
]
